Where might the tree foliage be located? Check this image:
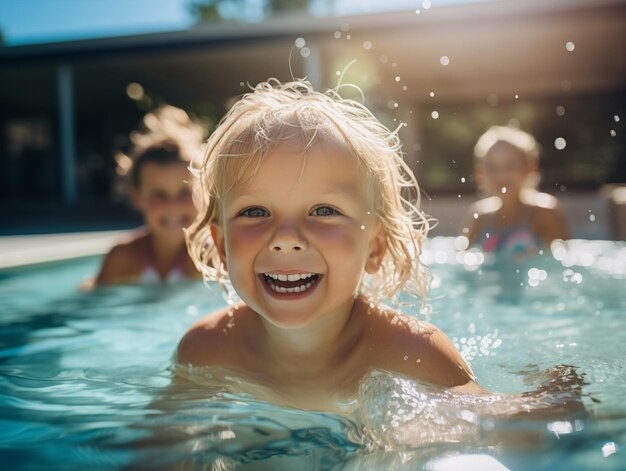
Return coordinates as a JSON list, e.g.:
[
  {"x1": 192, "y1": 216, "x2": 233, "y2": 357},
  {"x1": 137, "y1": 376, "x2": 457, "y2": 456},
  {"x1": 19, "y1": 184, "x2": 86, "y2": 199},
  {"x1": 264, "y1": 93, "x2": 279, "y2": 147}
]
[{"x1": 188, "y1": 0, "x2": 310, "y2": 23}]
